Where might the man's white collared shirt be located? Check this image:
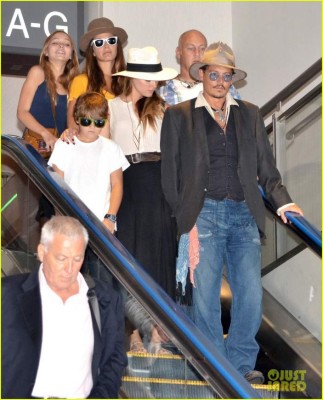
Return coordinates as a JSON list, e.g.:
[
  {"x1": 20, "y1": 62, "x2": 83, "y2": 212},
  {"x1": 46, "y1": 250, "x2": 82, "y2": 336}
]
[
  {"x1": 195, "y1": 91, "x2": 239, "y2": 123},
  {"x1": 32, "y1": 266, "x2": 94, "y2": 398}
]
